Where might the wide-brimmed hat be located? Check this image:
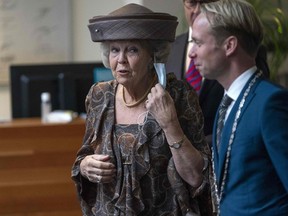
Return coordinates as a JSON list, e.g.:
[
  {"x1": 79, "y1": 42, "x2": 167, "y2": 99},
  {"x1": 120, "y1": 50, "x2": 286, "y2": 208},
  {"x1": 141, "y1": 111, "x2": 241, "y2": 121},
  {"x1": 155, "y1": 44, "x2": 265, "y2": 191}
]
[
  {"x1": 88, "y1": 3, "x2": 178, "y2": 42},
  {"x1": 183, "y1": 0, "x2": 219, "y2": 3}
]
